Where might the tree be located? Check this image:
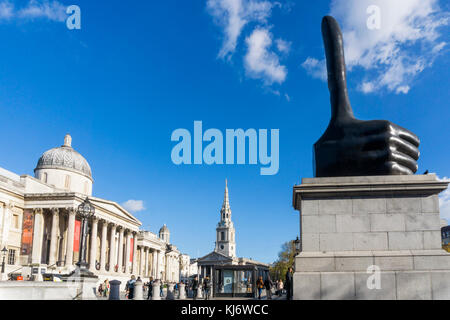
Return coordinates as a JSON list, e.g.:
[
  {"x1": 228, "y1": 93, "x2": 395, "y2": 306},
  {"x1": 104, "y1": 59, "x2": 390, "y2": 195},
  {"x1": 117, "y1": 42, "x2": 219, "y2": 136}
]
[{"x1": 270, "y1": 240, "x2": 296, "y2": 281}]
